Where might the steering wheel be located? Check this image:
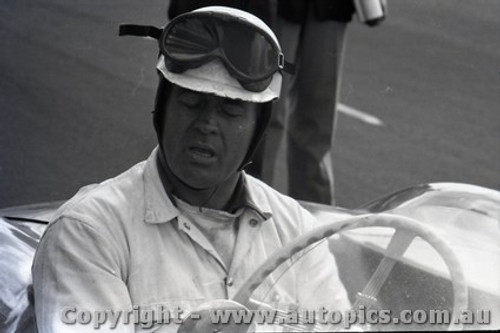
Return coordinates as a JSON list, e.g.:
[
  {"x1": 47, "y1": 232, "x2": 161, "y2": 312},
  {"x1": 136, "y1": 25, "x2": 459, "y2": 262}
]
[{"x1": 232, "y1": 213, "x2": 468, "y2": 330}]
